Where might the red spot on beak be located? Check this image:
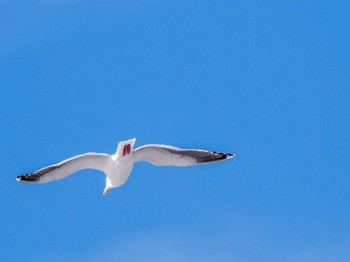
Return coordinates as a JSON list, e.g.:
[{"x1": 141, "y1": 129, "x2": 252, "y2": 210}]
[
  {"x1": 122, "y1": 144, "x2": 131, "y2": 156},
  {"x1": 127, "y1": 144, "x2": 131, "y2": 154}
]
